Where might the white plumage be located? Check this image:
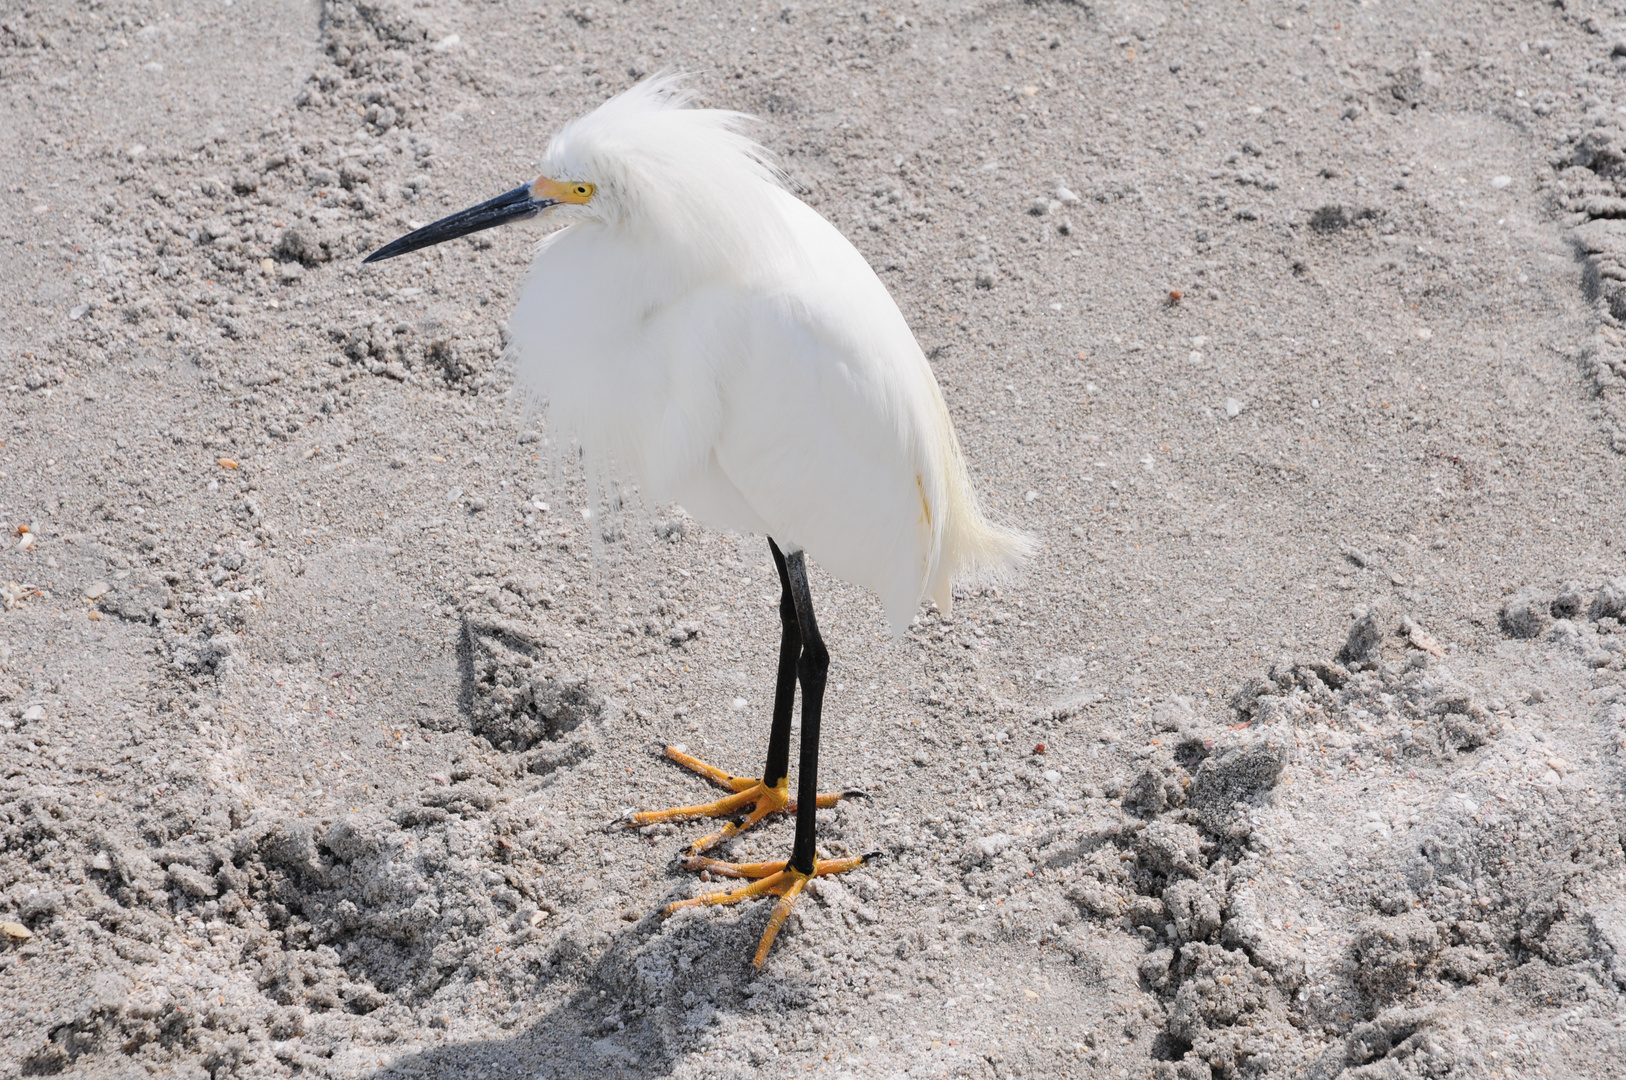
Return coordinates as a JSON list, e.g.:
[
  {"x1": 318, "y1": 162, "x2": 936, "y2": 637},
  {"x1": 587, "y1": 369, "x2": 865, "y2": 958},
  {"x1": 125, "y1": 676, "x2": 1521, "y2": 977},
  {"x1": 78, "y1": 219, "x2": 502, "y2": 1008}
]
[{"x1": 506, "y1": 77, "x2": 1029, "y2": 632}]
